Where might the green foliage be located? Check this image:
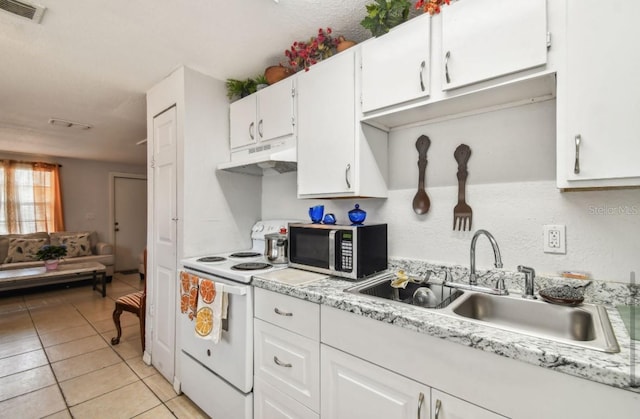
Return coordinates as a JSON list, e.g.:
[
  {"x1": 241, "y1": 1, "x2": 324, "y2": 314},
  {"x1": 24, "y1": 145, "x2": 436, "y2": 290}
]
[
  {"x1": 360, "y1": 0, "x2": 411, "y2": 37},
  {"x1": 36, "y1": 245, "x2": 67, "y2": 261},
  {"x1": 226, "y1": 77, "x2": 259, "y2": 101},
  {"x1": 255, "y1": 74, "x2": 268, "y2": 86}
]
